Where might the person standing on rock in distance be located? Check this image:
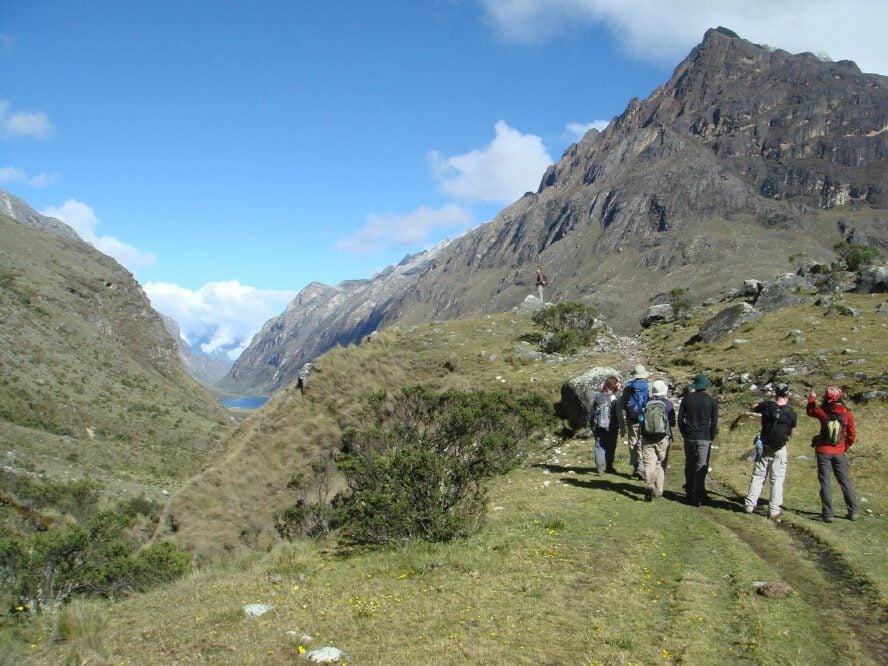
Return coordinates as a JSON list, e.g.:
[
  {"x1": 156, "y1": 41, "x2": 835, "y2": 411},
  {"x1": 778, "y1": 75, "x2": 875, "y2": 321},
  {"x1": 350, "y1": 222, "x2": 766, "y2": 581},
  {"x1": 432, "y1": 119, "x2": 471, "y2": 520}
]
[
  {"x1": 806, "y1": 385, "x2": 859, "y2": 523},
  {"x1": 678, "y1": 372, "x2": 719, "y2": 506},
  {"x1": 744, "y1": 383, "x2": 797, "y2": 520},
  {"x1": 640, "y1": 379, "x2": 675, "y2": 501},
  {"x1": 535, "y1": 265, "x2": 548, "y2": 302},
  {"x1": 591, "y1": 376, "x2": 625, "y2": 475},
  {"x1": 620, "y1": 364, "x2": 651, "y2": 480}
]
